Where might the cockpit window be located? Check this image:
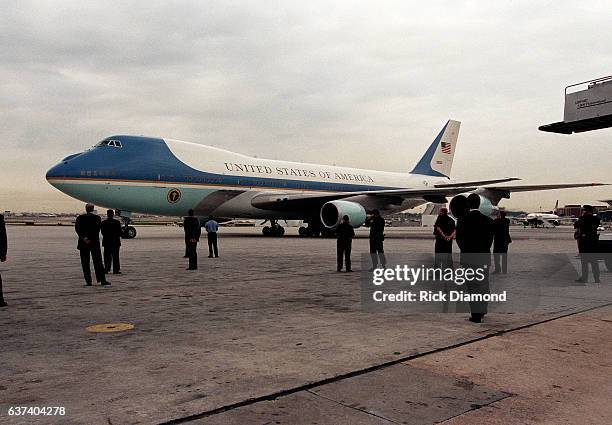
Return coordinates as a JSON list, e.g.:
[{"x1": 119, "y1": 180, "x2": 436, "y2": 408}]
[{"x1": 96, "y1": 139, "x2": 123, "y2": 148}]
